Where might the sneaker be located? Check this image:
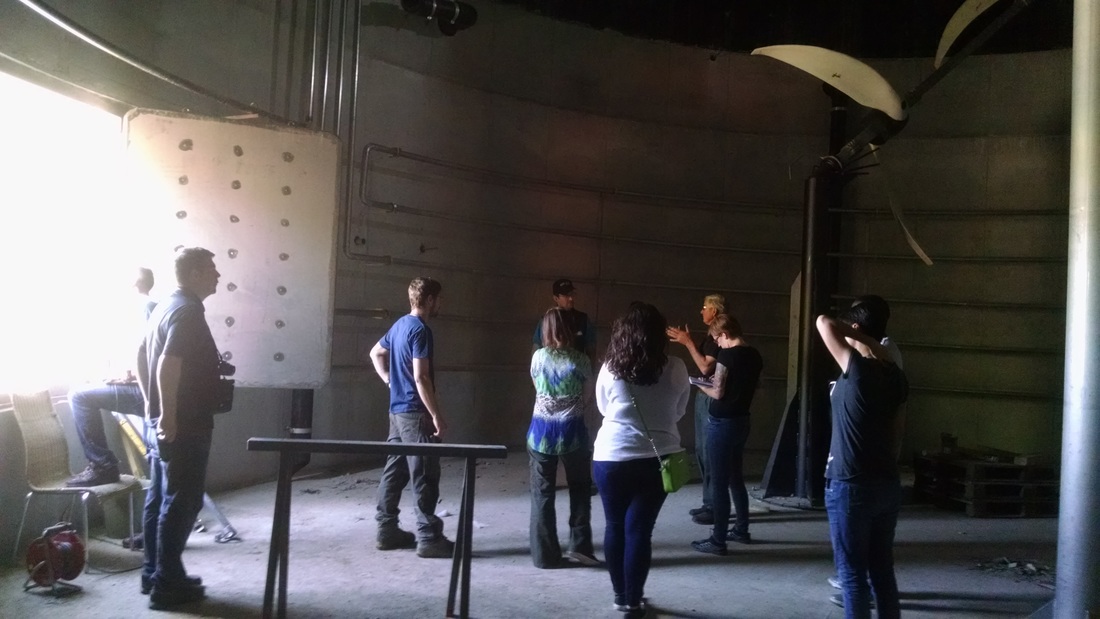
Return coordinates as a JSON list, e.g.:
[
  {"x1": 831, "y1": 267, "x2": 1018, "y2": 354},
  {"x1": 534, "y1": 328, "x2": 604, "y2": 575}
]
[
  {"x1": 691, "y1": 511, "x2": 715, "y2": 525},
  {"x1": 827, "y1": 575, "x2": 841, "y2": 589},
  {"x1": 142, "y1": 574, "x2": 202, "y2": 595},
  {"x1": 688, "y1": 506, "x2": 711, "y2": 517},
  {"x1": 416, "y1": 536, "x2": 455, "y2": 558},
  {"x1": 828, "y1": 593, "x2": 875, "y2": 609},
  {"x1": 376, "y1": 526, "x2": 416, "y2": 550},
  {"x1": 726, "y1": 527, "x2": 751, "y2": 544},
  {"x1": 691, "y1": 537, "x2": 728, "y2": 556},
  {"x1": 148, "y1": 584, "x2": 205, "y2": 609},
  {"x1": 66, "y1": 463, "x2": 120, "y2": 487},
  {"x1": 565, "y1": 550, "x2": 601, "y2": 566}
]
